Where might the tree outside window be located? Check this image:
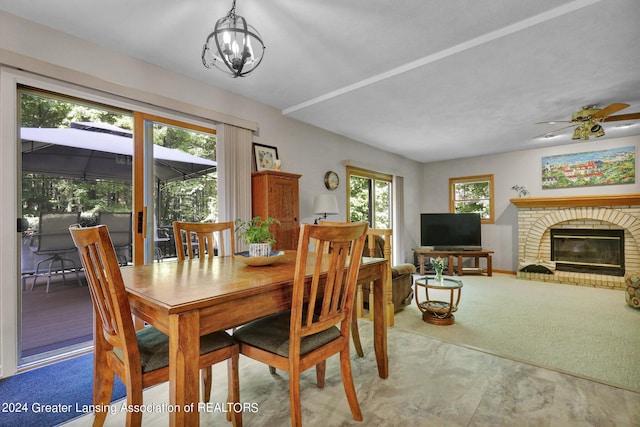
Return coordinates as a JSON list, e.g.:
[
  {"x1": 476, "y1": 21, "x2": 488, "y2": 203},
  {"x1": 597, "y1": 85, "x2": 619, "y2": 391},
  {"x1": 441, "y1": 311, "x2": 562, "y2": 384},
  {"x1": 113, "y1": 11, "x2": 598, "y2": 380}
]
[
  {"x1": 449, "y1": 174, "x2": 494, "y2": 223},
  {"x1": 347, "y1": 167, "x2": 392, "y2": 228}
]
